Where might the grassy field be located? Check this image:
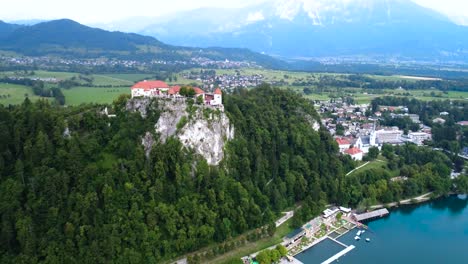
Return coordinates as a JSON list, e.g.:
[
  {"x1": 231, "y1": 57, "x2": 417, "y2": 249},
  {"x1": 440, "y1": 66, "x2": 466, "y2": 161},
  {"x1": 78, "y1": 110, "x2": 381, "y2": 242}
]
[
  {"x1": 178, "y1": 68, "x2": 468, "y2": 104},
  {"x1": 100, "y1": 73, "x2": 153, "y2": 82},
  {"x1": 0, "y1": 83, "x2": 44, "y2": 105},
  {"x1": 348, "y1": 159, "x2": 388, "y2": 176},
  {"x1": 1, "y1": 69, "x2": 467, "y2": 105},
  {"x1": 0, "y1": 71, "x2": 139, "y2": 86},
  {"x1": 90, "y1": 75, "x2": 134, "y2": 86},
  {"x1": 347, "y1": 157, "x2": 400, "y2": 177},
  {"x1": 207, "y1": 219, "x2": 294, "y2": 264},
  {"x1": 62, "y1": 87, "x2": 129, "y2": 105}
]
